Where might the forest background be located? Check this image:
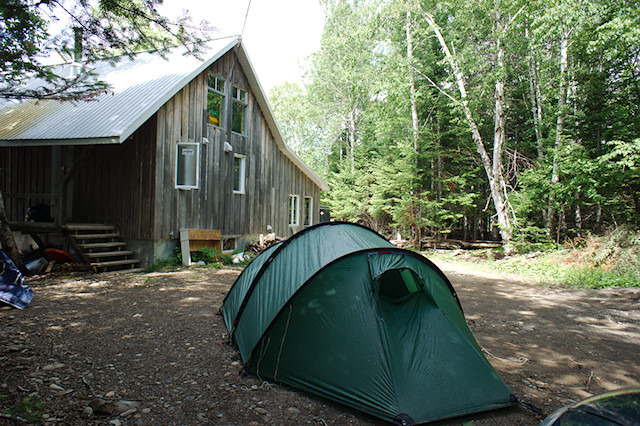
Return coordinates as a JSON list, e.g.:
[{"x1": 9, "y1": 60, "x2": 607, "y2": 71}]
[
  {"x1": 269, "y1": 0, "x2": 640, "y2": 255},
  {"x1": 1, "y1": 0, "x2": 638, "y2": 285}
]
